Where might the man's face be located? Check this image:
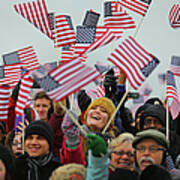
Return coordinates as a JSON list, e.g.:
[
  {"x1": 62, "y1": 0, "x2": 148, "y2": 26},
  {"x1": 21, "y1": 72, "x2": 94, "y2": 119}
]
[
  {"x1": 34, "y1": 98, "x2": 51, "y2": 121},
  {"x1": 111, "y1": 141, "x2": 134, "y2": 170},
  {"x1": 143, "y1": 116, "x2": 163, "y2": 130},
  {"x1": 25, "y1": 134, "x2": 50, "y2": 157},
  {"x1": 136, "y1": 138, "x2": 164, "y2": 171}
]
